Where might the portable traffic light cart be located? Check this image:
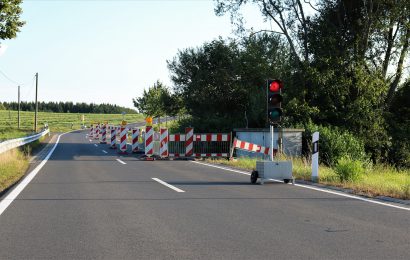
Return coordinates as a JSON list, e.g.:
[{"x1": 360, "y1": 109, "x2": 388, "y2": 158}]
[{"x1": 250, "y1": 79, "x2": 294, "y2": 185}]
